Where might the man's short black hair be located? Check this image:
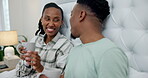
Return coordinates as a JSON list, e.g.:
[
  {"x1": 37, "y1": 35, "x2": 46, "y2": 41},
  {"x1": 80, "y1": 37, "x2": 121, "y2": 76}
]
[{"x1": 77, "y1": 0, "x2": 110, "y2": 22}]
